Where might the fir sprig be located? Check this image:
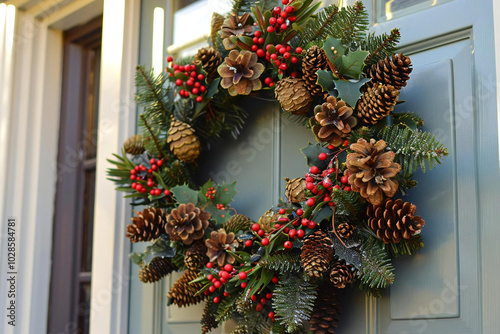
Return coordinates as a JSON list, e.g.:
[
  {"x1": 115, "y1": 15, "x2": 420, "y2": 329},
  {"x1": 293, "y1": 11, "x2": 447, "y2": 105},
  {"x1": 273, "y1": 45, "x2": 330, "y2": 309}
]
[
  {"x1": 358, "y1": 236, "x2": 395, "y2": 289},
  {"x1": 362, "y1": 29, "x2": 401, "y2": 67},
  {"x1": 259, "y1": 249, "x2": 302, "y2": 273}
]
